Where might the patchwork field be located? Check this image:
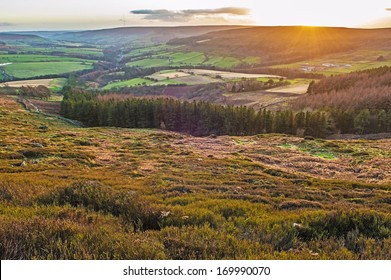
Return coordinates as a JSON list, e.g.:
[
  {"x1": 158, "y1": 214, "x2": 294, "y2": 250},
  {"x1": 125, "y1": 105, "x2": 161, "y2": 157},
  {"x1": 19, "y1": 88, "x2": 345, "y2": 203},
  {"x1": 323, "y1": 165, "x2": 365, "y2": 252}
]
[
  {"x1": 0, "y1": 52, "x2": 96, "y2": 80},
  {"x1": 0, "y1": 95, "x2": 390, "y2": 259},
  {"x1": 103, "y1": 69, "x2": 283, "y2": 90},
  {"x1": 0, "y1": 54, "x2": 90, "y2": 63},
  {"x1": 146, "y1": 70, "x2": 221, "y2": 85},
  {"x1": 271, "y1": 49, "x2": 391, "y2": 75},
  {"x1": 4, "y1": 61, "x2": 93, "y2": 79},
  {"x1": 0, "y1": 78, "x2": 66, "y2": 90},
  {"x1": 183, "y1": 69, "x2": 281, "y2": 79},
  {"x1": 24, "y1": 47, "x2": 103, "y2": 56},
  {"x1": 125, "y1": 45, "x2": 261, "y2": 68}
]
